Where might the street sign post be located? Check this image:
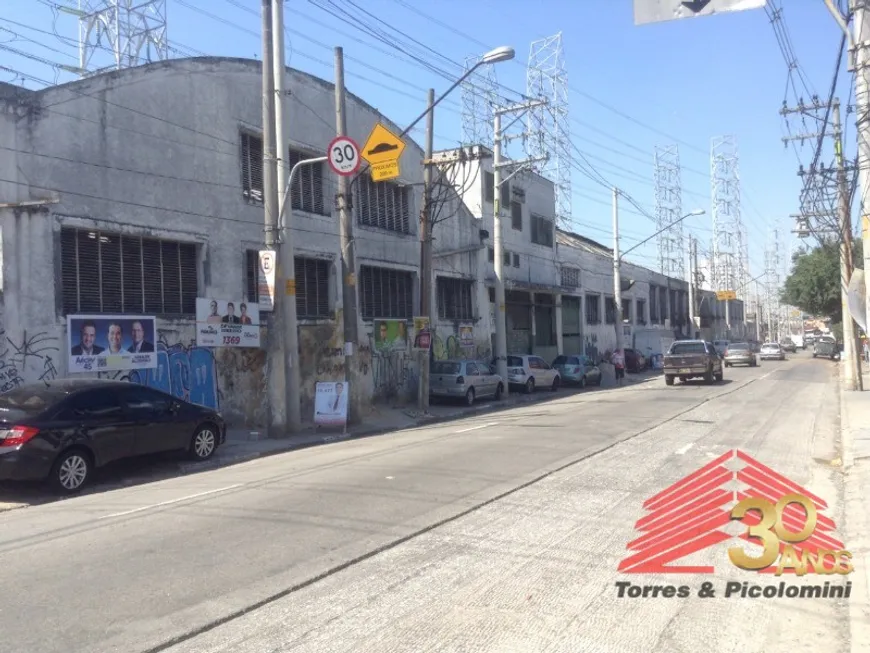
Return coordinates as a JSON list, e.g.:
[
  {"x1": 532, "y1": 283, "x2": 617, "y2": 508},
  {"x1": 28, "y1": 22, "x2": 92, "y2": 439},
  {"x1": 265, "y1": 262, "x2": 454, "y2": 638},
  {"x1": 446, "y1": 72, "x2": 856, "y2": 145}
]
[
  {"x1": 361, "y1": 122, "x2": 406, "y2": 182},
  {"x1": 327, "y1": 136, "x2": 361, "y2": 176},
  {"x1": 634, "y1": 0, "x2": 766, "y2": 26}
]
